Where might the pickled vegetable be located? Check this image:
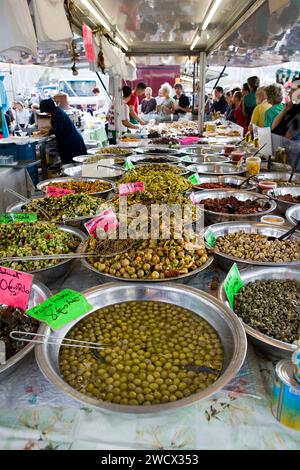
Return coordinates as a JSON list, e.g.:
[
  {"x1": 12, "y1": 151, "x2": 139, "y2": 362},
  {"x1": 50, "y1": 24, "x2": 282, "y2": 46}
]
[{"x1": 59, "y1": 301, "x2": 223, "y2": 406}]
